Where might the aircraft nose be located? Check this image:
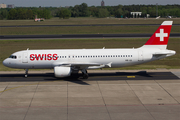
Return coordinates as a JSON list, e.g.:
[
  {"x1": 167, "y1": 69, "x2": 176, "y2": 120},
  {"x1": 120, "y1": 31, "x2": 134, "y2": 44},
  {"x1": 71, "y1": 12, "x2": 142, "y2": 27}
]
[{"x1": 3, "y1": 59, "x2": 8, "y2": 67}]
